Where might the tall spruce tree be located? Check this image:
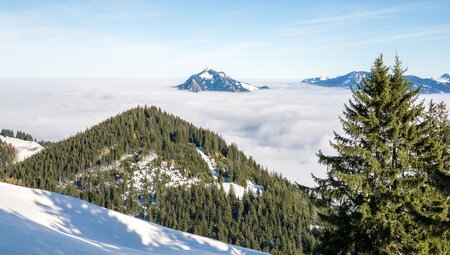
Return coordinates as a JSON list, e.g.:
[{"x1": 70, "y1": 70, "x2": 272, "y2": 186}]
[
  {"x1": 314, "y1": 55, "x2": 449, "y2": 254},
  {"x1": 423, "y1": 101, "x2": 450, "y2": 197}
]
